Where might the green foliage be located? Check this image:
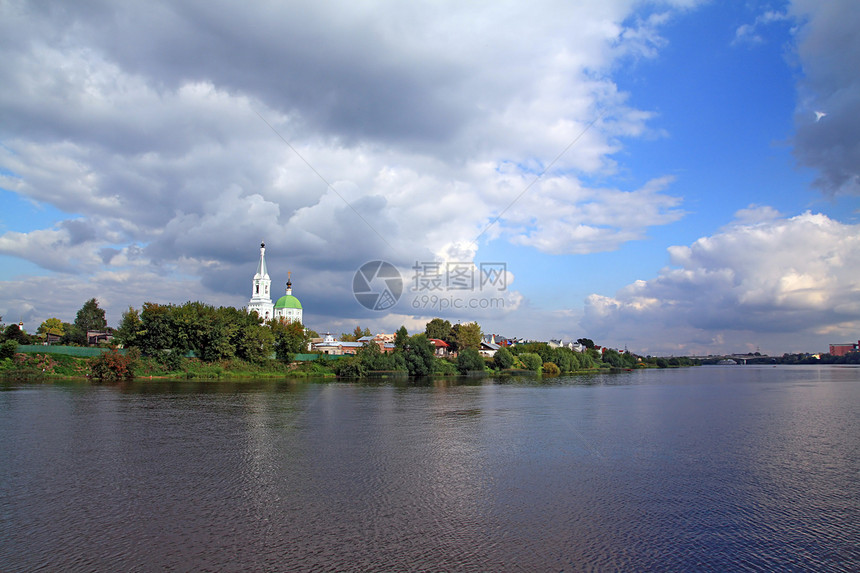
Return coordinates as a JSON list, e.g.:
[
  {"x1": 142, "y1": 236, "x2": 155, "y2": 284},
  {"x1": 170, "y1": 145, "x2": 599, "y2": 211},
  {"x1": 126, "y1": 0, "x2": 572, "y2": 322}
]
[
  {"x1": 3, "y1": 324, "x2": 27, "y2": 344},
  {"x1": 37, "y1": 318, "x2": 65, "y2": 338},
  {"x1": 341, "y1": 326, "x2": 372, "y2": 342},
  {"x1": 355, "y1": 341, "x2": 406, "y2": 372},
  {"x1": 519, "y1": 352, "x2": 543, "y2": 372},
  {"x1": 493, "y1": 346, "x2": 515, "y2": 369},
  {"x1": 334, "y1": 356, "x2": 367, "y2": 378},
  {"x1": 136, "y1": 302, "x2": 175, "y2": 354},
  {"x1": 511, "y1": 342, "x2": 551, "y2": 362},
  {"x1": 578, "y1": 351, "x2": 595, "y2": 369},
  {"x1": 0, "y1": 339, "x2": 18, "y2": 360},
  {"x1": 424, "y1": 318, "x2": 452, "y2": 341},
  {"x1": 237, "y1": 322, "x2": 275, "y2": 364},
  {"x1": 270, "y1": 319, "x2": 309, "y2": 362},
  {"x1": 69, "y1": 298, "x2": 107, "y2": 345},
  {"x1": 2, "y1": 352, "x2": 90, "y2": 378},
  {"x1": 456, "y1": 321, "x2": 482, "y2": 351},
  {"x1": 622, "y1": 351, "x2": 639, "y2": 368},
  {"x1": 542, "y1": 362, "x2": 561, "y2": 376},
  {"x1": 433, "y1": 357, "x2": 458, "y2": 375},
  {"x1": 90, "y1": 347, "x2": 139, "y2": 382},
  {"x1": 114, "y1": 307, "x2": 142, "y2": 347},
  {"x1": 457, "y1": 348, "x2": 485, "y2": 374},
  {"x1": 546, "y1": 347, "x2": 579, "y2": 372},
  {"x1": 401, "y1": 333, "x2": 435, "y2": 376},
  {"x1": 602, "y1": 348, "x2": 624, "y2": 368},
  {"x1": 161, "y1": 350, "x2": 184, "y2": 371},
  {"x1": 577, "y1": 338, "x2": 595, "y2": 349},
  {"x1": 394, "y1": 326, "x2": 409, "y2": 350},
  {"x1": 122, "y1": 301, "x2": 279, "y2": 364}
]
